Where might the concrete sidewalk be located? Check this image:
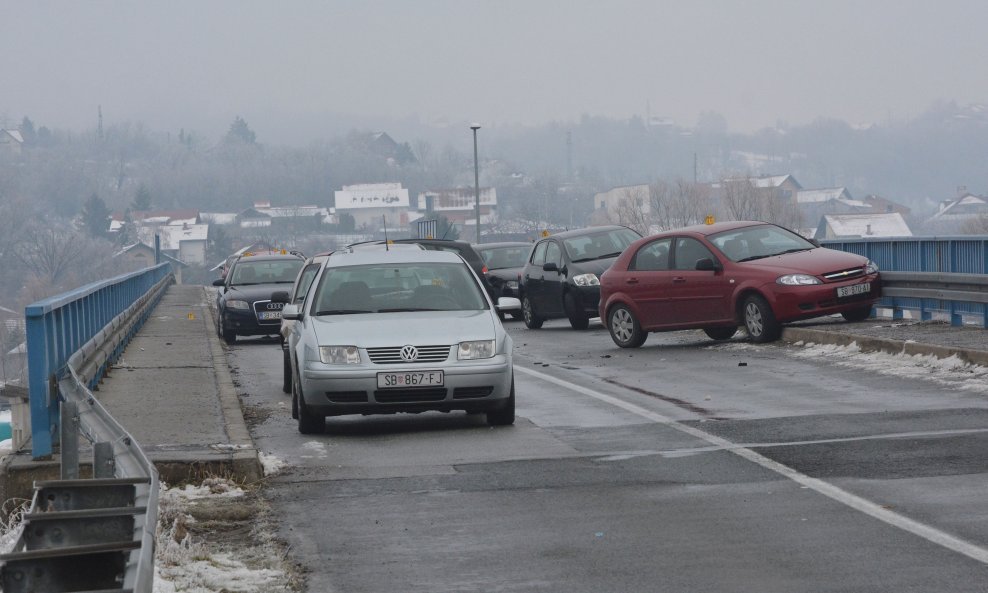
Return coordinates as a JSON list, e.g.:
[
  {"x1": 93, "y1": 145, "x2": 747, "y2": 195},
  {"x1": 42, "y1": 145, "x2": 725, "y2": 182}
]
[{"x1": 0, "y1": 285, "x2": 260, "y2": 499}]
